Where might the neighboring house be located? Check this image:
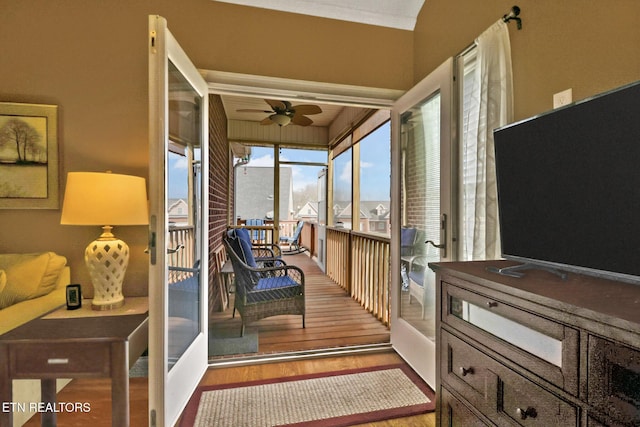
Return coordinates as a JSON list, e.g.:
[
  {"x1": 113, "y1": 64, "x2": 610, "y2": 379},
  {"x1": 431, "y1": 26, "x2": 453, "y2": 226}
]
[
  {"x1": 235, "y1": 166, "x2": 294, "y2": 221},
  {"x1": 333, "y1": 200, "x2": 390, "y2": 233},
  {"x1": 295, "y1": 201, "x2": 318, "y2": 220},
  {"x1": 168, "y1": 199, "x2": 189, "y2": 225}
]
